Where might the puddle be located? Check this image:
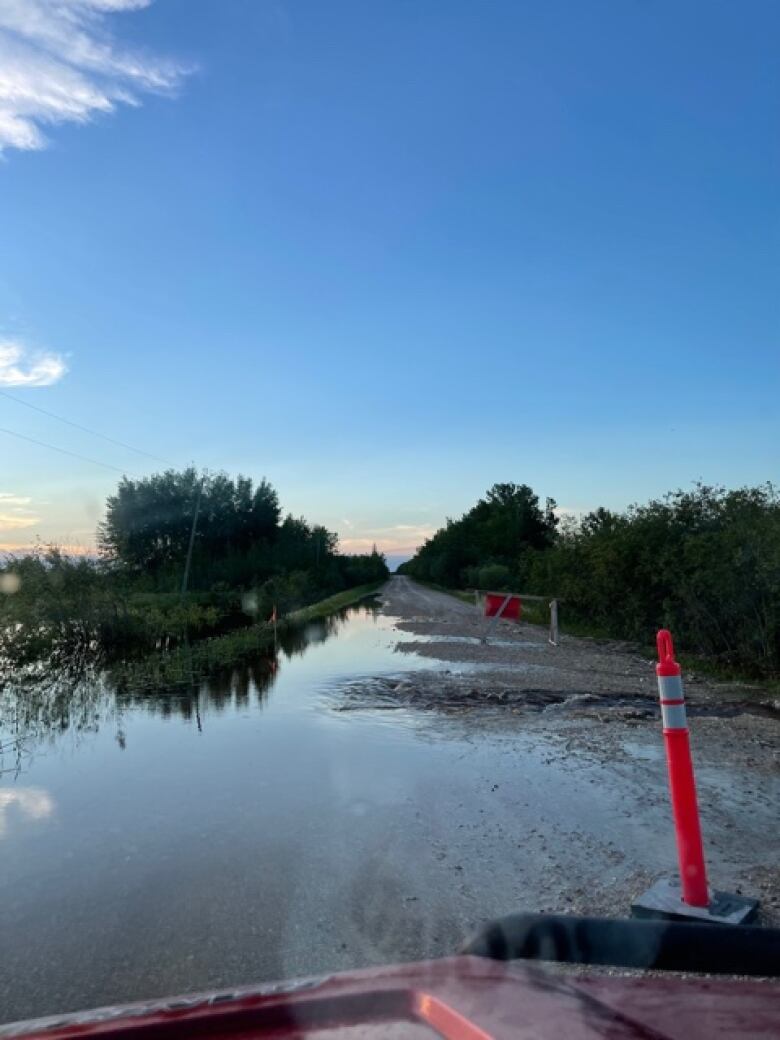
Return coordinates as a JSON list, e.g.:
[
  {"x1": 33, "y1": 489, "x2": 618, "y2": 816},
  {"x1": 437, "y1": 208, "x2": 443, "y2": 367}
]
[{"x1": 409, "y1": 634, "x2": 544, "y2": 650}]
